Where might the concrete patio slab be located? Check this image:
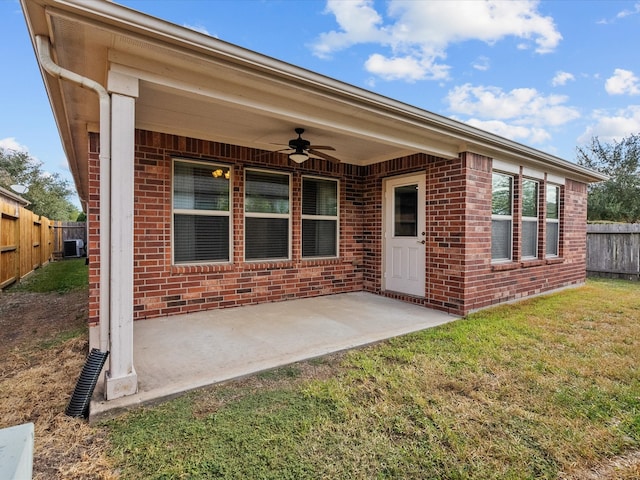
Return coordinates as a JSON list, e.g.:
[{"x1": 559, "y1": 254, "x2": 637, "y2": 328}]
[{"x1": 90, "y1": 292, "x2": 458, "y2": 422}]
